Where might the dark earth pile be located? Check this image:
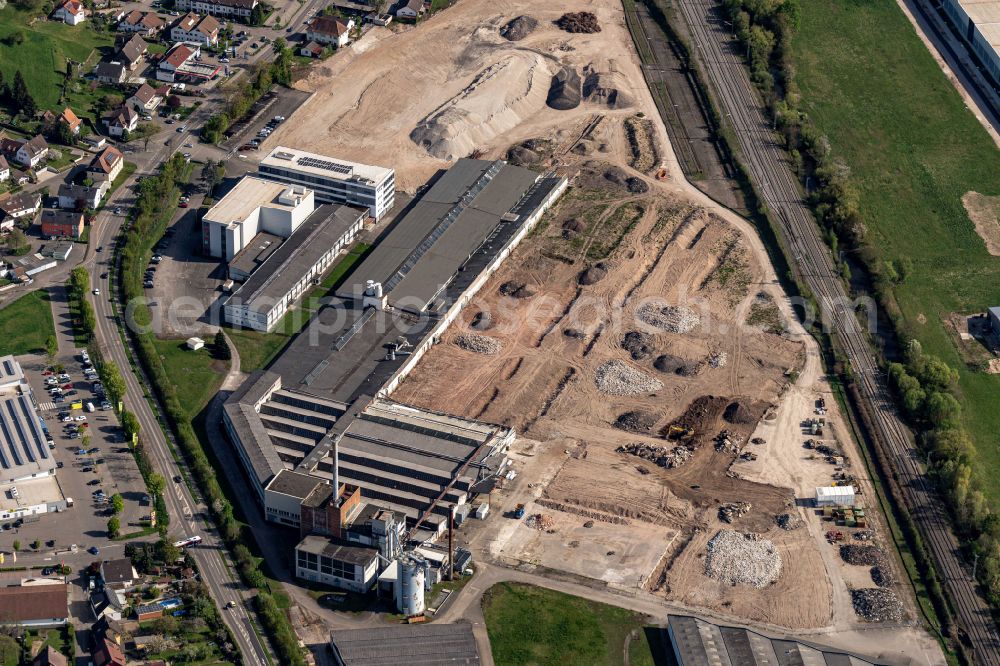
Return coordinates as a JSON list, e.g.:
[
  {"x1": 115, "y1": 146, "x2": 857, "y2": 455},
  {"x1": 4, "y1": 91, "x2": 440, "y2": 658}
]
[
  {"x1": 500, "y1": 15, "x2": 538, "y2": 41},
  {"x1": 556, "y1": 11, "x2": 601, "y2": 33},
  {"x1": 723, "y1": 401, "x2": 754, "y2": 425},
  {"x1": 499, "y1": 281, "x2": 533, "y2": 298},
  {"x1": 547, "y1": 67, "x2": 582, "y2": 110},
  {"x1": 578, "y1": 262, "x2": 608, "y2": 285},
  {"x1": 653, "y1": 354, "x2": 702, "y2": 376},
  {"x1": 621, "y1": 331, "x2": 653, "y2": 360},
  {"x1": 614, "y1": 410, "x2": 657, "y2": 433}
]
